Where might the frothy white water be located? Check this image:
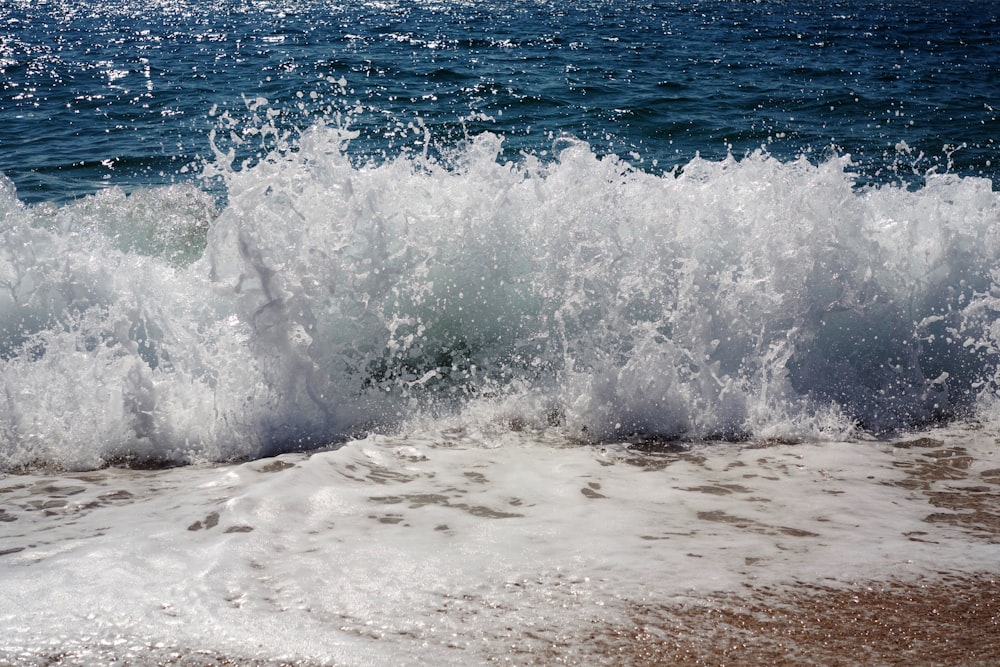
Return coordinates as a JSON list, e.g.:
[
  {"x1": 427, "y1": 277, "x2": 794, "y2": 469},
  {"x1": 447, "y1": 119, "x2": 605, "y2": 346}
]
[
  {"x1": 2, "y1": 426, "x2": 999, "y2": 664},
  {"x1": 2, "y1": 125, "x2": 1000, "y2": 469}
]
